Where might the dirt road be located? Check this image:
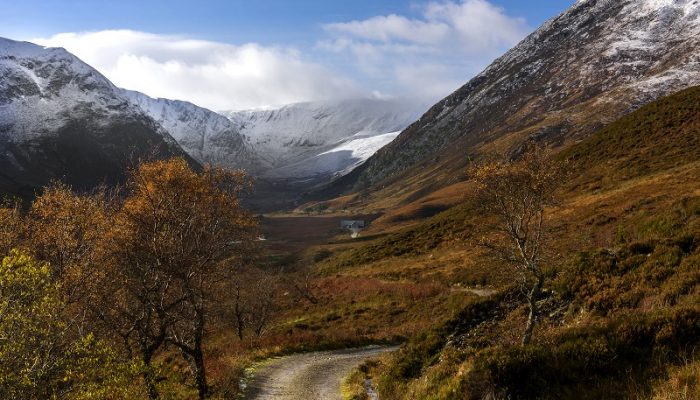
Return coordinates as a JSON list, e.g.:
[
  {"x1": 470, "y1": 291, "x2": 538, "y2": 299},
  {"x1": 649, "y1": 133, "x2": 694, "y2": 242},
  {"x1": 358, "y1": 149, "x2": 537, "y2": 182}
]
[{"x1": 243, "y1": 346, "x2": 396, "y2": 400}]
